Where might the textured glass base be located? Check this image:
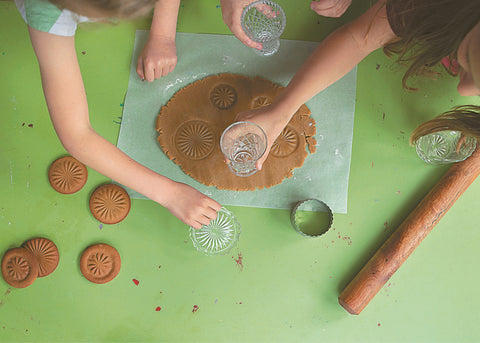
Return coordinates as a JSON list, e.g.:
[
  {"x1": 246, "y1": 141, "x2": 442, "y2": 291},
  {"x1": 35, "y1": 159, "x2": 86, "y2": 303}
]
[
  {"x1": 254, "y1": 39, "x2": 280, "y2": 56},
  {"x1": 220, "y1": 121, "x2": 267, "y2": 177},
  {"x1": 190, "y1": 207, "x2": 241, "y2": 256},
  {"x1": 228, "y1": 162, "x2": 258, "y2": 177},
  {"x1": 415, "y1": 131, "x2": 476, "y2": 165}
]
